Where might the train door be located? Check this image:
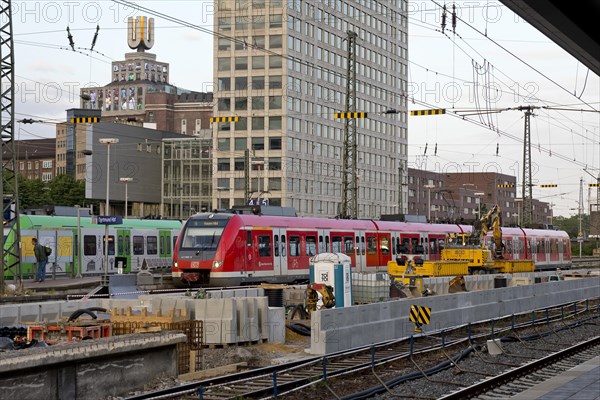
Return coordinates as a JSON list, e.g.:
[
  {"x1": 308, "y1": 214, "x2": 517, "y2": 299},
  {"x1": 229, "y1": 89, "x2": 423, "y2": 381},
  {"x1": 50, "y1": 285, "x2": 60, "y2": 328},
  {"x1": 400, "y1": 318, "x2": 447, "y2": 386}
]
[
  {"x1": 117, "y1": 229, "x2": 132, "y2": 273},
  {"x1": 272, "y1": 228, "x2": 286, "y2": 277},
  {"x1": 378, "y1": 232, "x2": 392, "y2": 268},
  {"x1": 518, "y1": 237, "x2": 527, "y2": 260},
  {"x1": 427, "y1": 234, "x2": 446, "y2": 261},
  {"x1": 354, "y1": 230, "x2": 366, "y2": 271},
  {"x1": 549, "y1": 238, "x2": 559, "y2": 264},
  {"x1": 535, "y1": 238, "x2": 547, "y2": 265},
  {"x1": 251, "y1": 228, "x2": 274, "y2": 274},
  {"x1": 159, "y1": 230, "x2": 172, "y2": 271},
  {"x1": 365, "y1": 232, "x2": 379, "y2": 269}
]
